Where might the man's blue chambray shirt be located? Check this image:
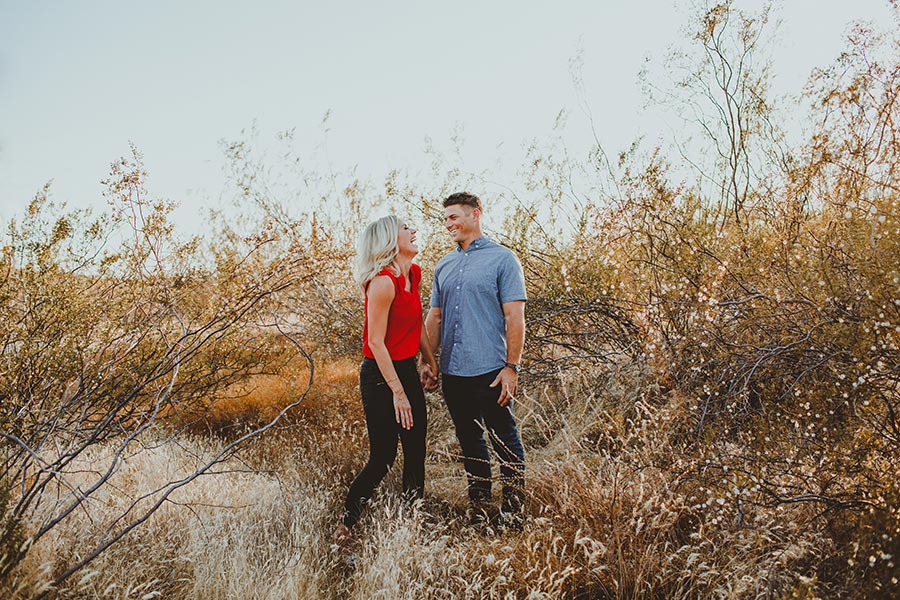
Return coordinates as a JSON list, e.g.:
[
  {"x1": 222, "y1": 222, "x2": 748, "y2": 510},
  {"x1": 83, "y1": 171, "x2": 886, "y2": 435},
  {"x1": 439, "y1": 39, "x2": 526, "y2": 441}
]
[{"x1": 430, "y1": 236, "x2": 527, "y2": 377}]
